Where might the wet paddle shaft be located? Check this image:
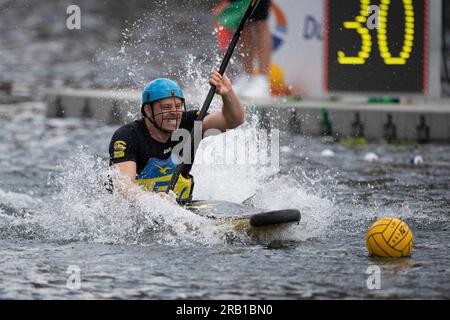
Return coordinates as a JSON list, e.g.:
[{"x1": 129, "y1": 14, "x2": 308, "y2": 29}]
[{"x1": 167, "y1": 0, "x2": 261, "y2": 195}]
